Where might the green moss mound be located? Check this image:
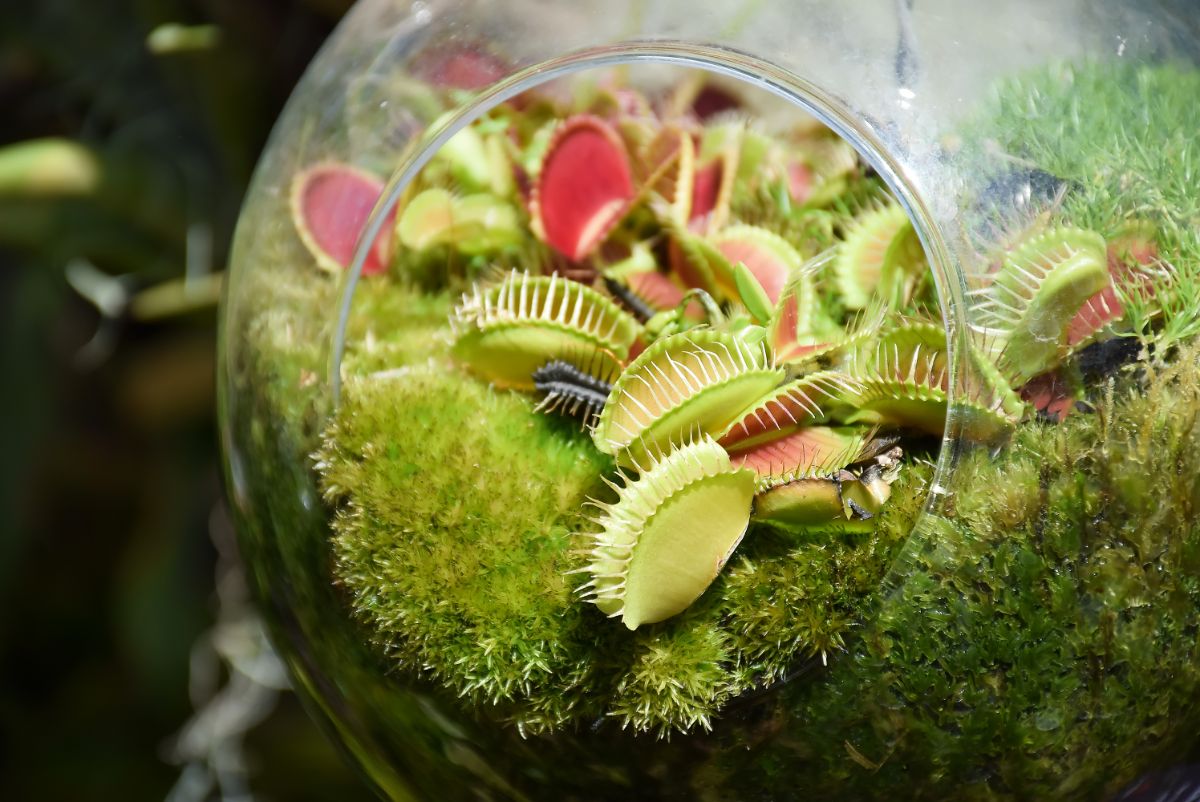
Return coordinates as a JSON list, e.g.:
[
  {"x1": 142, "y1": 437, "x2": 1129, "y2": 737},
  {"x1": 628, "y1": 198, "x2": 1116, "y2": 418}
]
[{"x1": 320, "y1": 367, "x2": 612, "y2": 733}]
